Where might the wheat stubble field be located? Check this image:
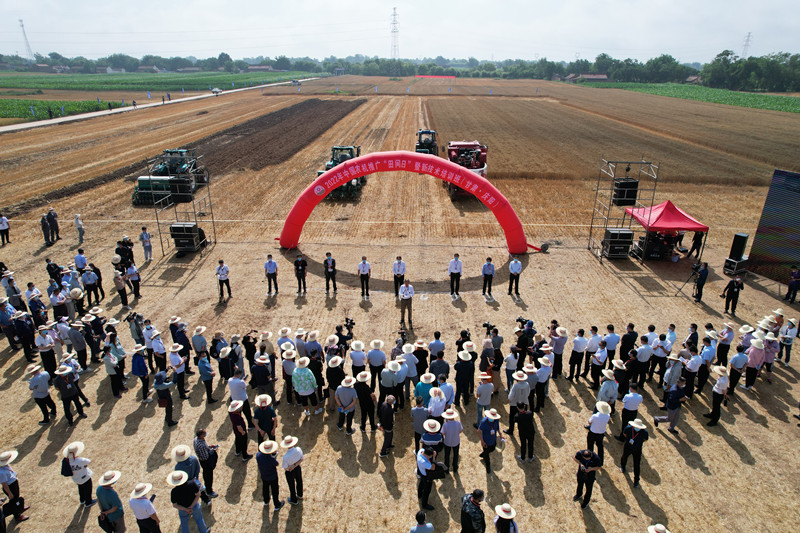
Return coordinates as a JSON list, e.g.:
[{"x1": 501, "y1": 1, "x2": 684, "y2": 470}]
[{"x1": 0, "y1": 76, "x2": 799, "y2": 533}]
